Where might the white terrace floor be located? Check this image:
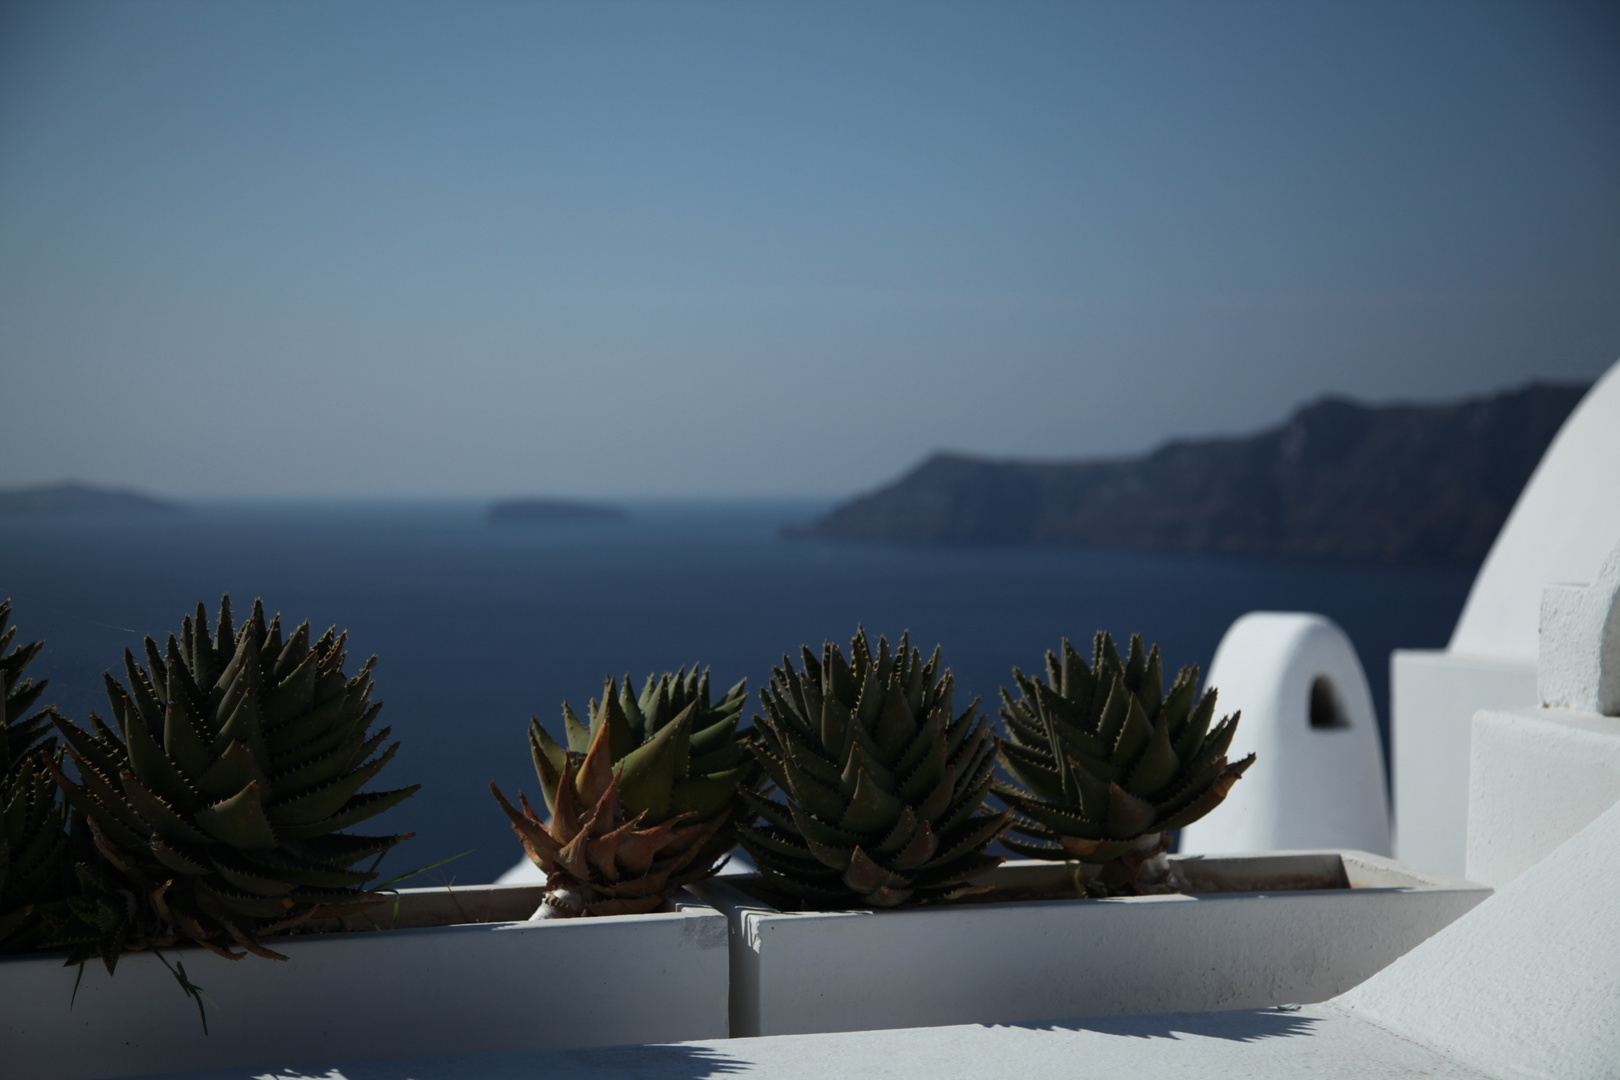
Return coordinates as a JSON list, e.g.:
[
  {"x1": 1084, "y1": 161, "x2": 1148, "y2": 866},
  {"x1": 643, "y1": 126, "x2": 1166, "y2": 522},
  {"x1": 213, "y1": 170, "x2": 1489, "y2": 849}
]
[{"x1": 182, "y1": 1007, "x2": 1488, "y2": 1080}]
